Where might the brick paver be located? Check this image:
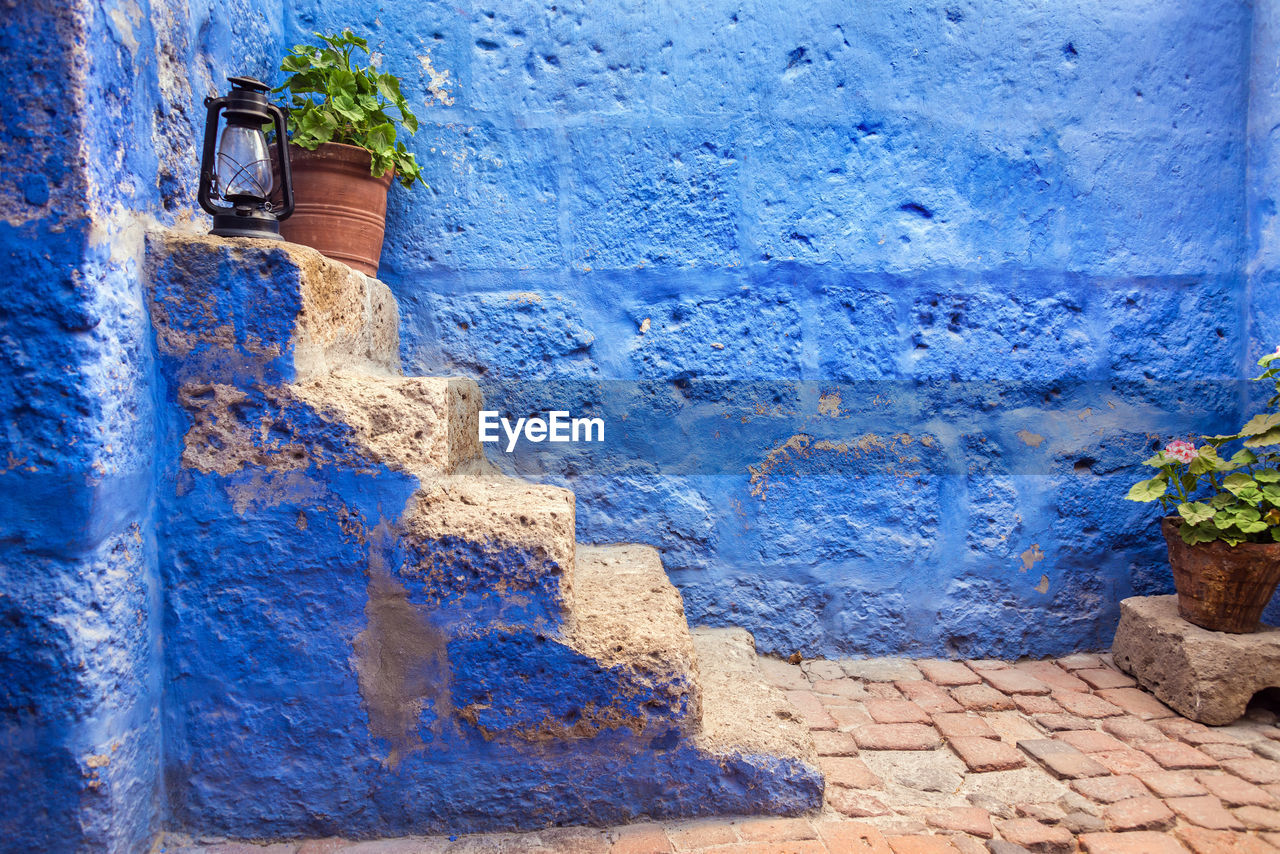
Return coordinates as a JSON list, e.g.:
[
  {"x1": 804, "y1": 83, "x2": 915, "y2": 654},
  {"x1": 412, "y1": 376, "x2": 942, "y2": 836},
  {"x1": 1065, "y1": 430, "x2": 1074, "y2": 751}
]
[
  {"x1": 866, "y1": 699, "x2": 932, "y2": 725},
  {"x1": 1054, "y1": 729, "x2": 1126, "y2": 754},
  {"x1": 1137, "y1": 741, "x2": 1219, "y2": 771},
  {"x1": 179, "y1": 652, "x2": 1280, "y2": 854},
  {"x1": 1225, "y1": 757, "x2": 1280, "y2": 785},
  {"x1": 1012, "y1": 694, "x2": 1063, "y2": 715},
  {"x1": 1165, "y1": 795, "x2": 1245, "y2": 830},
  {"x1": 1076, "y1": 668, "x2": 1137, "y2": 690},
  {"x1": 947, "y1": 736, "x2": 1026, "y2": 772},
  {"x1": 1103, "y1": 796, "x2": 1176, "y2": 831},
  {"x1": 1036, "y1": 712, "x2": 1093, "y2": 731},
  {"x1": 915, "y1": 660, "x2": 979, "y2": 686},
  {"x1": 1070, "y1": 774, "x2": 1150, "y2": 803},
  {"x1": 811, "y1": 729, "x2": 860, "y2": 756},
  {"x1": 1012, "y1": 660, "x2": 1091, "y2": 693},
  {"x1": 896, "y1": 680, "x2": 964, "y2": 714},
  {"x1": 1156, "y1": 717, "x2": 1245, "y2": 745},
  {"x1": 1101, "y1": 716, "x2": 1166, "y2": 744},
  {"x1": 1096, "y1": 687, "x2": 1177, "y2": 720},
  {"x1": 812, "y1": 678, "x2": 870, "y2": 701},
  {"x1": 932, "y1": 712, "x2": 998, "y2": 740},
  {"x1": 1055, "y1": 690, "x2": 1125, "y2": 719},
  {"x1": 786, "y1": 690, "x2": 839, "y2": 730},
  {"x1": 1196, "y1": 771, "x2": 1277, "y2": 806},
  {"x1": 949, "y1": 683, "x2": 1016, "y2": 712},
  {"x1": 995, "y1": 817, "x2": 1074, "y2": 852},
  {"x1": 1141, "y1": 770, "x2": 1210, "y2": 799},
  {"x1": 1018, "y1": 738, "x2": 1109, "y2": 779},
  {"x1": 853, "y1": 723, "x2": 942, "y2": 751},
  {"x1": 981, "y1": 668, "x2": 1052, "y2": 696},
  {"x1": 820, "y1": 756, "x2": 883, "y2": 789},
  {"x1": 1080, "y1": 830, "x2": 1191, "y2": 852},
  {"x1": 923, "y1": 806, "x2": 992, "y2": 838},
  {"x1": 1236, "y1": 804, "x2": 1280, "y2": 830},
  {"x1": 1176, "y1": 825, "x2": 1275, "y2": 853},
  {"x1": 1201, "y1": 742, "x2": 1255, "y2": 760}
]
